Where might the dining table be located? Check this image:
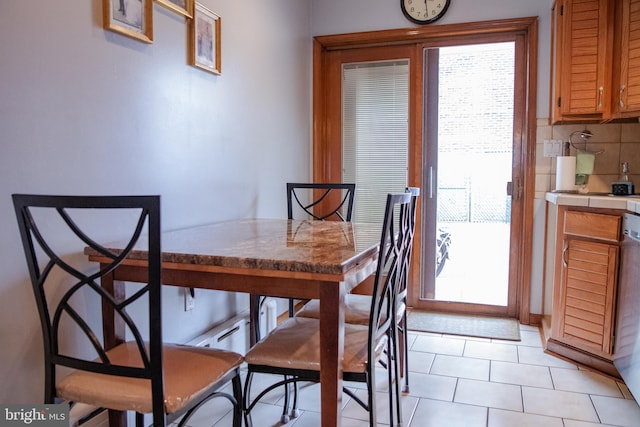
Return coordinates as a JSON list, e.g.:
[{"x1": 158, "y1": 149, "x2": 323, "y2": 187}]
[{"x1": 85, "y1": 217, "x2": 382, "y2": 427}]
